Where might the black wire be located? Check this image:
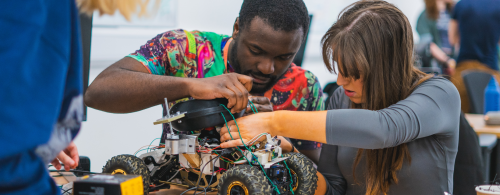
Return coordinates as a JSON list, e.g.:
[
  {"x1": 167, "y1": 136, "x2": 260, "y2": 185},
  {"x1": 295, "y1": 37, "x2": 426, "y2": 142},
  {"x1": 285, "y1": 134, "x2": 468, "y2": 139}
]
[
  {"x1": 202, "y1": 158, "x2": 219, "y2": 195},
  {"x1": 193, "y1": 154, "x2": 221, "y2": 195},
  {"x1": 180, "y1": 187, "x2": 200, "y2": 195},
  {"x1": 62, "y1": 188, "x2": 72, "y2": 195},
  {"x1": 49, "y1": 170, "x2": 99, "y2": 174}
]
